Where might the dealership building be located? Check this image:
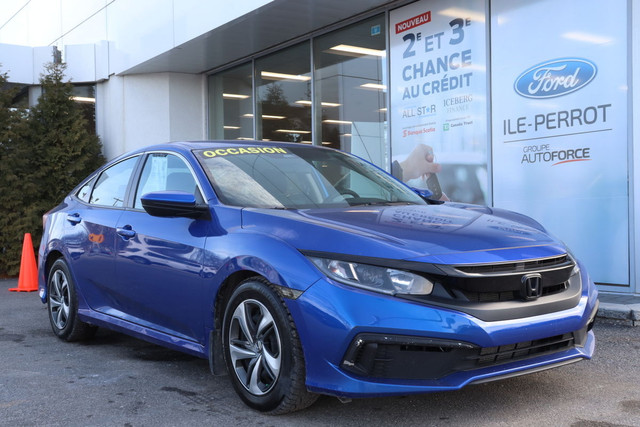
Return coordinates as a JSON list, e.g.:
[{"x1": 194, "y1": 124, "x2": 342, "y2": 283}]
[{"x1": 1, "y1": 0, "x2": 639, "y2": 296}]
